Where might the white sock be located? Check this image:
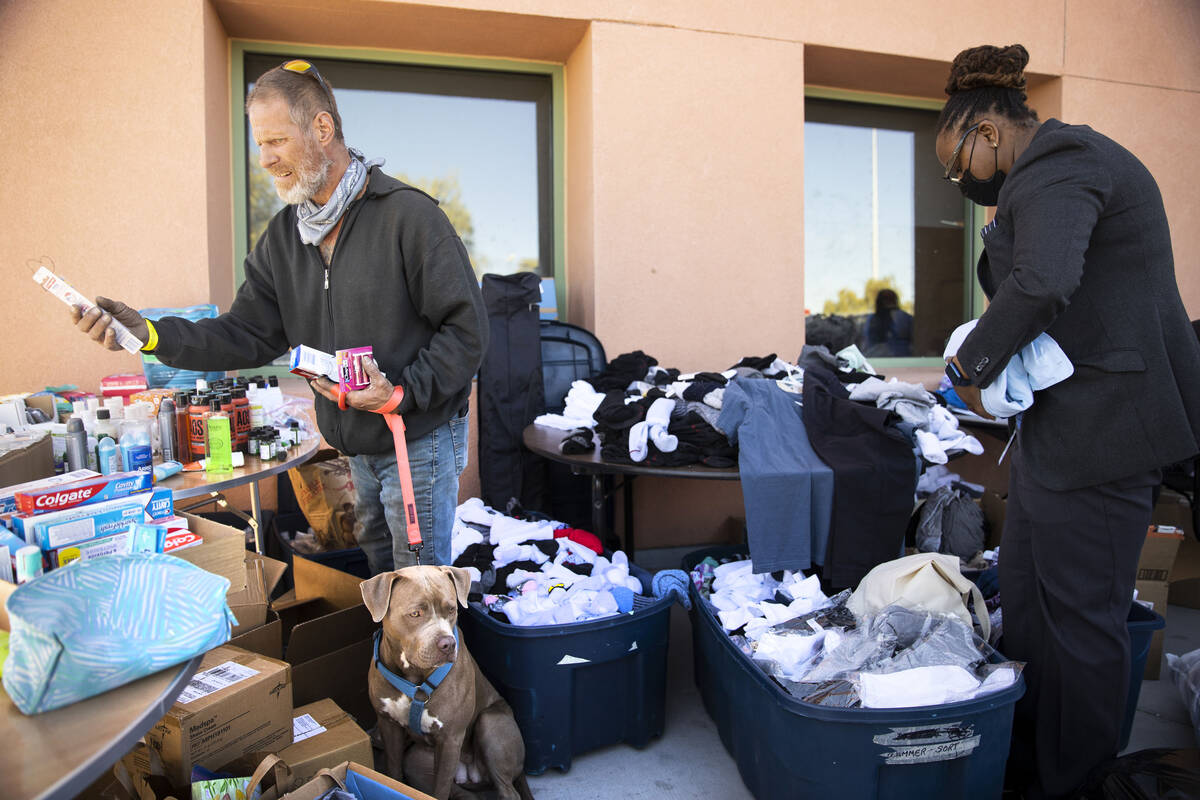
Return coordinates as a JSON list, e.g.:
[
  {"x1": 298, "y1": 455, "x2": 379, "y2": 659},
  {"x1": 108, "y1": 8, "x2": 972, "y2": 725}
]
[
  {"x1": 646, "y1": 398, "x2": 678, "y2": 452},
  {"x1": 628, "y1": 420, "x2": 650, "y2": 462},
  {"x1": 915, "y1": 429, "x2": 949, "y2": 464}
]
